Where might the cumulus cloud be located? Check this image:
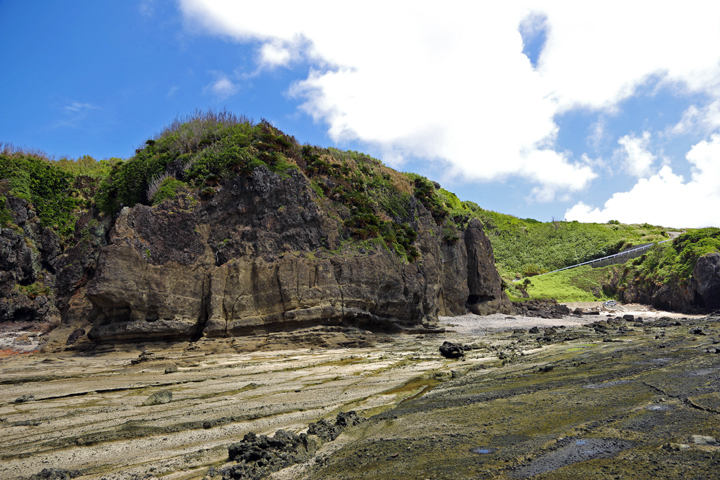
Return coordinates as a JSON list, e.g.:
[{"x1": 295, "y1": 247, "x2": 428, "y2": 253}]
[
  {"x1": 617, "y1": 132, "x2": 656, "y2": 177},
  {"x1": 565, "y1": 135, "x2": 720, "y2": 227},
  {"x1": 177, "y1": 0, "x2": 720, "y2": 204},
  {"x1": 204, "y1": 74, "x2": 239, "y2": 99},
  {"x1": 668, "y1": 101, "x2": 720, "y2": 136}
]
